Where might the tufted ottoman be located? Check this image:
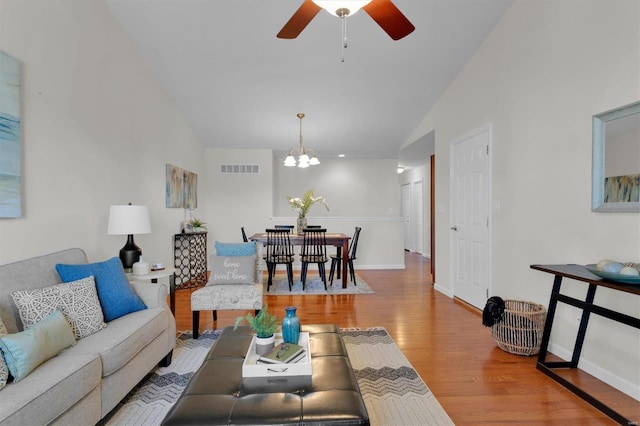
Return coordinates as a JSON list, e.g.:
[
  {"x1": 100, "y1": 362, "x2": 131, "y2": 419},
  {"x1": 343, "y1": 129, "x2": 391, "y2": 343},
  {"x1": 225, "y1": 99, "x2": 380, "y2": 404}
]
[{"x1": 161, "y1": 324, "x2": 369, "y2": 425}]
